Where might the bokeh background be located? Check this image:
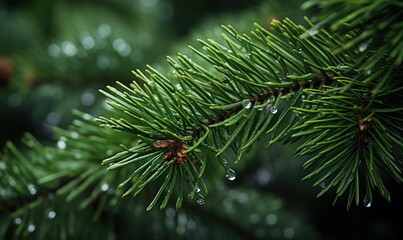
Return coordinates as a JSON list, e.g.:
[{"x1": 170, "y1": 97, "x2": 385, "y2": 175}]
[{"x1": 0, "y1": 0, "x2": 401, "y2": 239}]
